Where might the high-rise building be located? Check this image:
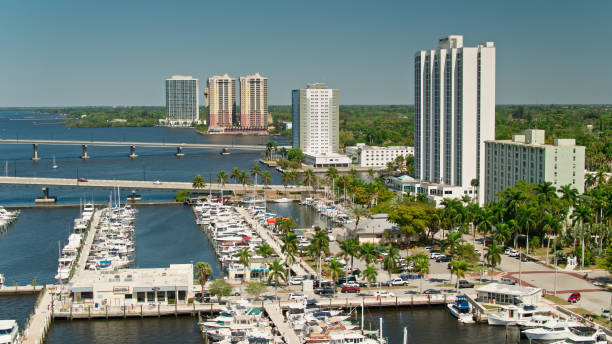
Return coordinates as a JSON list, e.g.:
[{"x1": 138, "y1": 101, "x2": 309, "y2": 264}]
[
  {"x1": 239, "y1": 73, "x2": 269, "y2": 129},
  {"x1": 292, "y1": 83, "x2": 339, "y2": 155},
  {"x1": 414, "y1": 35, "x2": 496, "y2": 204},
  {"x1": 485, "y1": 129, "x2": 585, "y2": 203},
  {"x1": 165, "y1": 75, "x2": 199, "y2": 126},
  {"x1": 205, "y1": 74, "x2": 236, "y2": 129}
]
